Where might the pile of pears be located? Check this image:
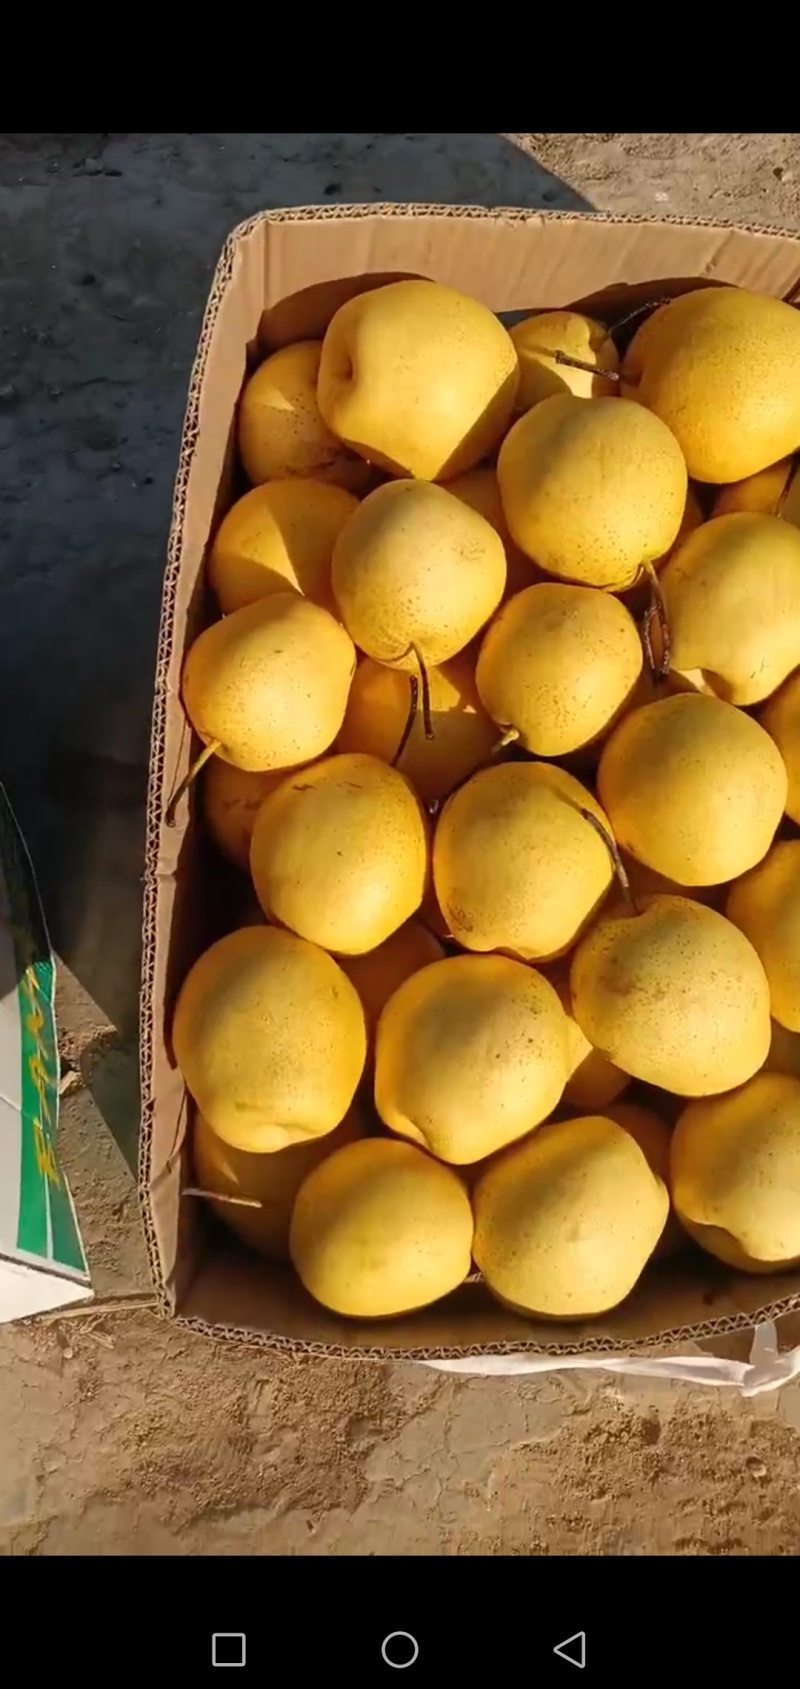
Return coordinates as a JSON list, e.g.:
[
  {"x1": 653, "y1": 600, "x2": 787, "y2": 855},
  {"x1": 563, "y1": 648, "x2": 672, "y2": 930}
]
[{"x1": 170, "y1": 273, "x2": 800, "y2": 1329}]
